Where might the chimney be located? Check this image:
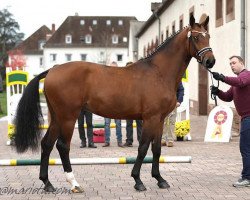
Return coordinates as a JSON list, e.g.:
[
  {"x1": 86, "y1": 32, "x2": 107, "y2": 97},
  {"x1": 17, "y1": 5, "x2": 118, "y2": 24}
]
[
  {"x1": 151, "y1": 2, "x2": 162, "y2": 13},
  {"x1": 52, "y1": 24, "x2": 55, "y2": 33}
]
